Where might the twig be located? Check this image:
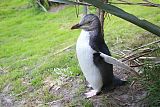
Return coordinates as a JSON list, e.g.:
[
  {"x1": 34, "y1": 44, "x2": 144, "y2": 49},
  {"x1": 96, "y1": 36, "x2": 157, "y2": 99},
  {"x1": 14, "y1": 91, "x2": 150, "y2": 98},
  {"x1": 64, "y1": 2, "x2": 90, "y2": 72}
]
[
  {"x1": 131, "y1": 40, "x2": 160, "y2": 52},
  {"x1": 130, "y1": 60, "x2": 144, "y2": 67},
  {"x1": 121, "y1": 48, "x2": 157, "y2": 62},
  {"x1": 139, "y1": 57, "x2": 160, "y2": 61},
  {"x1": 130, "y1": 64, "x2": 144, "y2": 67},
  {"x1": 113, "y1": 0, "x2": 160, "y2": 7},
  {"x1": 130, "y1": 80, "x2": 136, "y2": 87},
  {"x1": 36, "y1": 0, "x2": 48, "y2": 12},
  {"x1": 15, "y1": 90, "x2": 28, "y2": 97},
  {"x1": 109, "y1": 2, "x2": 160, "y2": 7},
  {"x1": 143, "y1": 0, "x2": 160, "y2": 7},
  {"x1": 53, "y1": 44, "x2": 75, "y2": 56},
  {"x1": 127, "y1": 52, "x2": 151, "y2": 61}
]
